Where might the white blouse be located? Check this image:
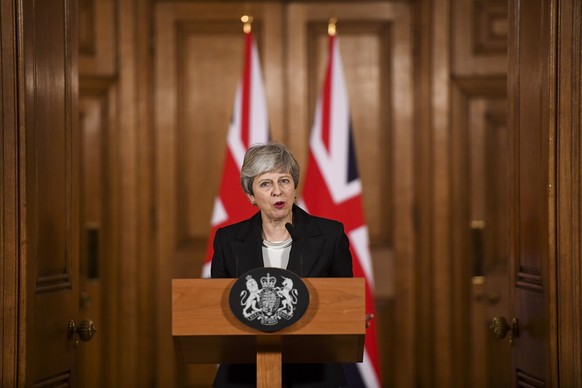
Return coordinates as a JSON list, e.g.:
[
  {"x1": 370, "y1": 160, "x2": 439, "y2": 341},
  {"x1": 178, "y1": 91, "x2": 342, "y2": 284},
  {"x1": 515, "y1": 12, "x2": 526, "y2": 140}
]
[{"x1": 262, "y1": 237, "x2": 292, "y2": 269}]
